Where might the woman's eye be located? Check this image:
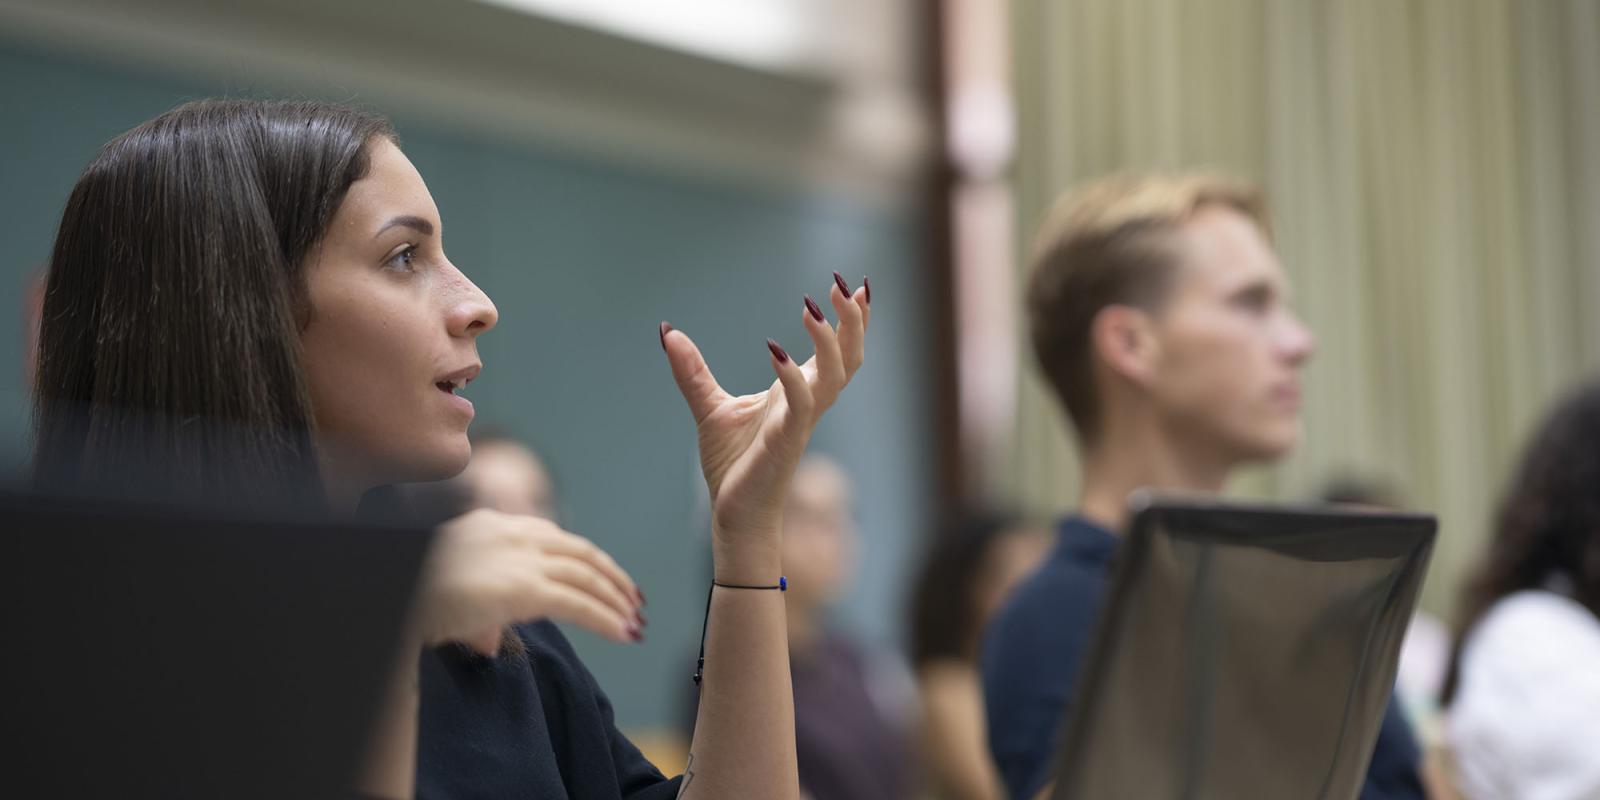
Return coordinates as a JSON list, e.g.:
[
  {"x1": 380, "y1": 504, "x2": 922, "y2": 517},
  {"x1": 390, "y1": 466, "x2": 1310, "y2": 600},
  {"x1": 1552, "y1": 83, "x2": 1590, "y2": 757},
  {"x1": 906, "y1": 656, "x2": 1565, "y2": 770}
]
[{"x1": 384, "y1": 244, "x2": 419, "y2": 272}]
